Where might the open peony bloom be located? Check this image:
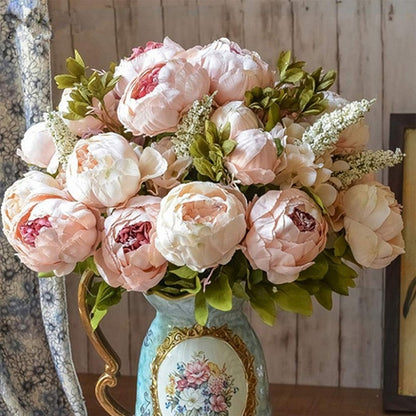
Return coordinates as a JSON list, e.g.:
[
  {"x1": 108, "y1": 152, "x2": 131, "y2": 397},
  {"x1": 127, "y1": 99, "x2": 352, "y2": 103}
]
[
  {"x1": 65, "y1": 132, "x2": 166, "y2": 208},
  {"x1": 117, "y1": 58, "x2": 210, "y2": 137},
  {"x1": 1, "y1": 171, "x2": 66, "y2": 239},
  {"x1": 114, "y1": 37, "x2": 184, "y2": 97},
  {"x1": 17, "y1": 122, "x2": 57, "y2": 168},
  {"x1": 94, "y1": 196, "x2": 167, "y2": 292},
  {"x1": 225, "y1": 128, "x2": 280, "y2": 185},
  {"x1": 7, "y1": 198, "x2": 99, "y2": 276},
  {"x1": 343, "y1": 182, "x2": 404, "y2": 268},
  {"x1": 334, "y1": 119, "x2": 369, "y2": 155},
  {"x1": 155, "y1": 182, "x2": 247, "y2": 272},
  {"x1": 244, "y1": 188, "x2": 328, "y2": 284},
  {"x1": 210, "y1": 101, "x2": 261, "y2": 139},
  {"x1": 187, "y1": 38, "x2": 275, "y2": 105}
]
